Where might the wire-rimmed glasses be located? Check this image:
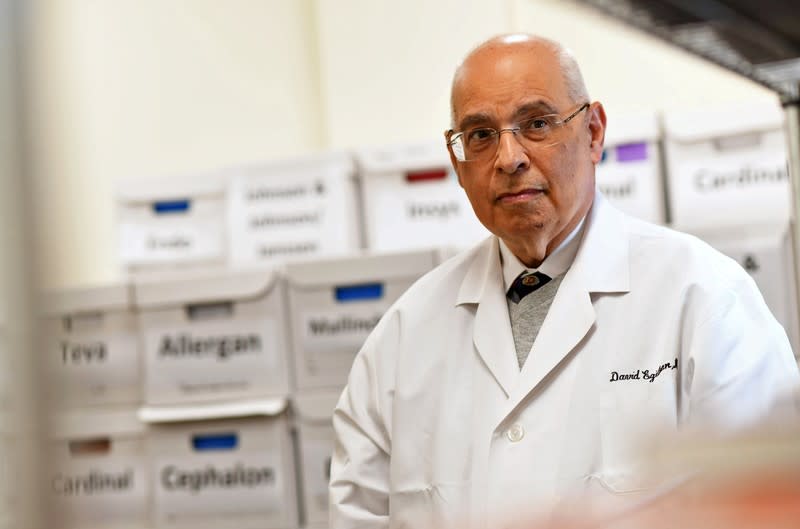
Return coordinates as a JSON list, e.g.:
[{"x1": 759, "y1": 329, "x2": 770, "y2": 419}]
[{"x1": 446, "y1": 102, "x2": 590, "y2": 162}]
